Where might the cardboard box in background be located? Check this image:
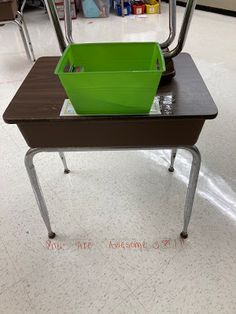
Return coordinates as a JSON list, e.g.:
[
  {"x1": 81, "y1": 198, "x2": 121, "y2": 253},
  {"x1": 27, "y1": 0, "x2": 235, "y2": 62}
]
[{"x1": 54, "y1": 0, "x2": 77, "y2": 19}]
